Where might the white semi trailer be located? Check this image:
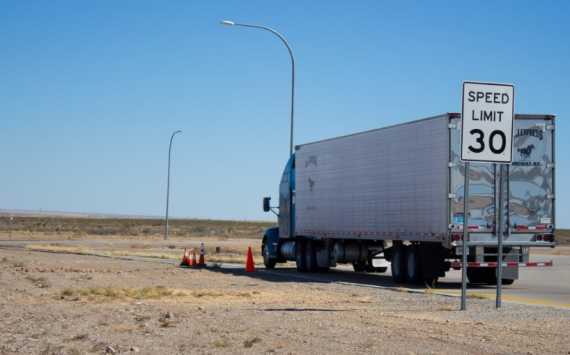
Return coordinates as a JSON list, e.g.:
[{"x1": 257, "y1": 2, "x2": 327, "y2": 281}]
[{"x1": 262, "y1": 113, "x2": 555, "y2": 285}]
